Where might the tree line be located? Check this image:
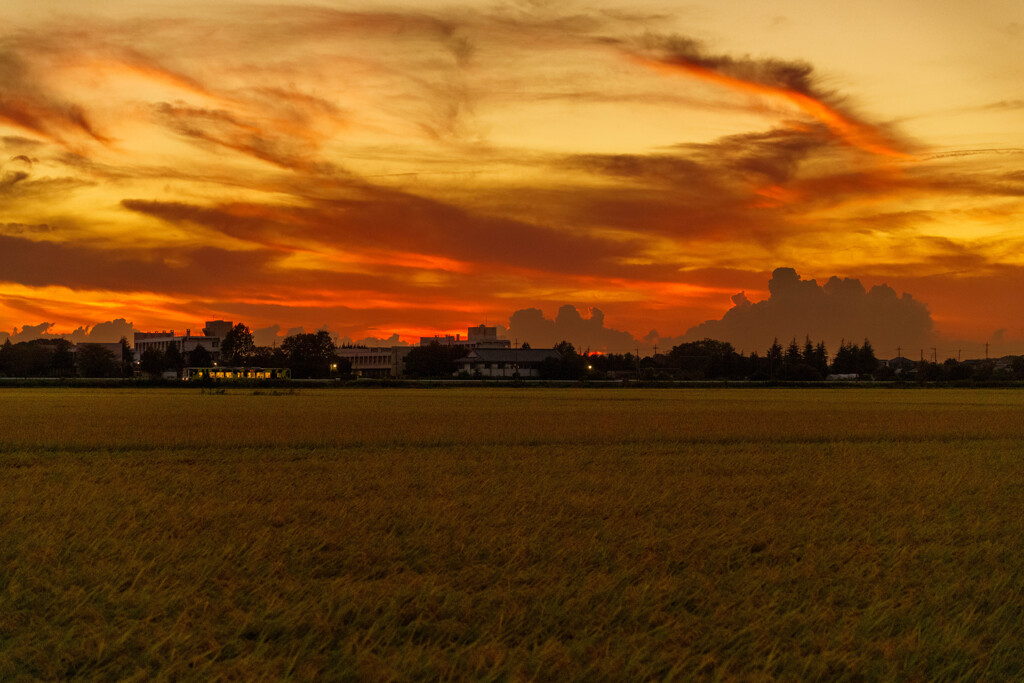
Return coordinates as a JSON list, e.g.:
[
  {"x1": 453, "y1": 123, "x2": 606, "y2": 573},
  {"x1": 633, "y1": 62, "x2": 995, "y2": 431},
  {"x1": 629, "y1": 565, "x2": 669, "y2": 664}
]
[
  {"x1": 138, "y1": 324, "x2": 351, "y2": 379},
  {"x1": 4, "y1": 327, "x2": 1024, "y2": 382},
  {"x1": 588, "y1": 337, "x2": 1024, "y2": 382},
  {"x1": 0, "y1": 324, "x2": 352, "y2": 379},
  {"x1": 401, "y1": 337, "x2": 878, "y2": 381},
  {"x1": 0, "y1": 338, "x2": 134, "y2": 379}
]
